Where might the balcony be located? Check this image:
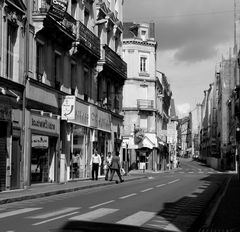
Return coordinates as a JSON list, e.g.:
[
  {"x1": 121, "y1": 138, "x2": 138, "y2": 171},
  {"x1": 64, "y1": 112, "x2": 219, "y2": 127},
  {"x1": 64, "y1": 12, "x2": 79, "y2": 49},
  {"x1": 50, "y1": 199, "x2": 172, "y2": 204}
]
[
  {"x1": 137, "y1": 99, "x2": 154, "y2": 110},
  {"x1": 33, "y1": 0, "x2": 77, "y2": 45},
  {"x1": 76, "y1": 21, "x2": 100, "y2": 59},
  {"x1": 102, "y1": 45, "x2": 127, "y2": 80}
]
